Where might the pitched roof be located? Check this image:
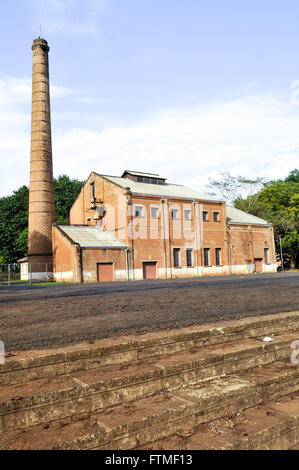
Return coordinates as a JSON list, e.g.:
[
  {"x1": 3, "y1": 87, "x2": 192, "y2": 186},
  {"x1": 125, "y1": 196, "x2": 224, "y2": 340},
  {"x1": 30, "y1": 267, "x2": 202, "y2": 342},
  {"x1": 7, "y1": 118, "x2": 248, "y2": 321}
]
[
  {"x1": 99, "y1": 174, "x2": 222, "y2": 202},
  {"x1": 58, "y1": 225, "x2": 128, "y2": 248},
  {"x1": 226, "y1": 206, "x2": 270, "y2": 225},
  {"x1": 122, "y1": 170, "x2": 165, "y2": 179}
]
